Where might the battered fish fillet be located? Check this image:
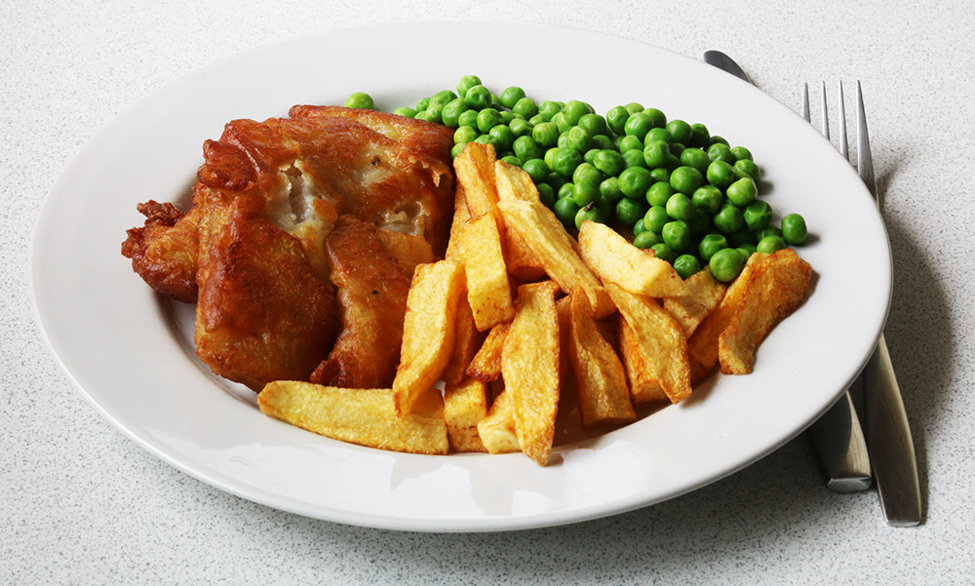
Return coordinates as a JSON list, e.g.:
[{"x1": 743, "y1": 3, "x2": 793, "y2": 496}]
[
  {"x1": 122, "y1": 107, "x2": 455, "y2": 390},
  {"x1": 309, "y1": 215, "x2": 412, "y2": 389}
]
